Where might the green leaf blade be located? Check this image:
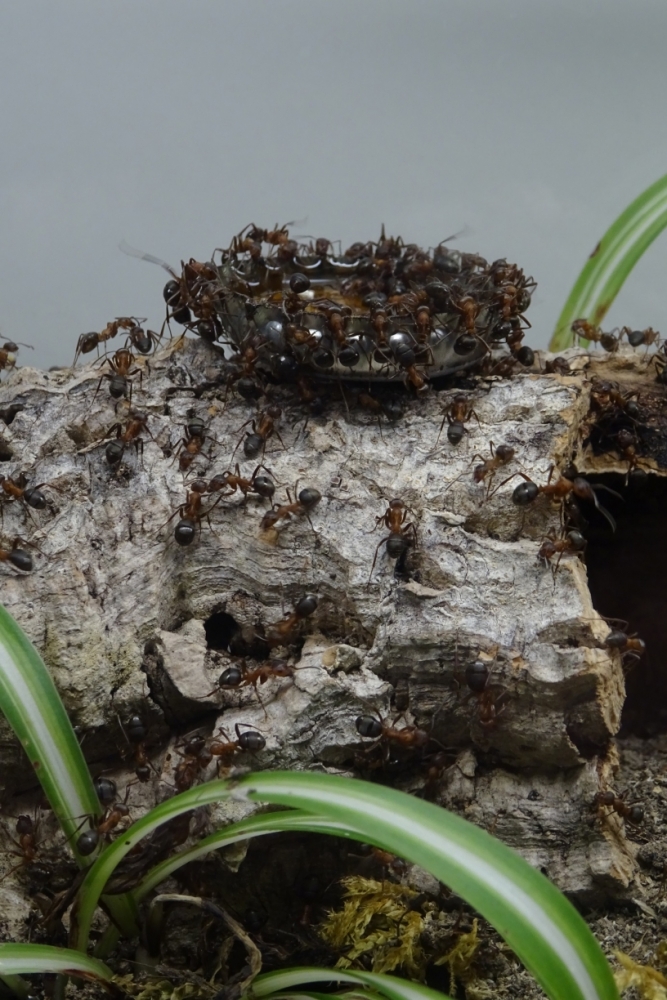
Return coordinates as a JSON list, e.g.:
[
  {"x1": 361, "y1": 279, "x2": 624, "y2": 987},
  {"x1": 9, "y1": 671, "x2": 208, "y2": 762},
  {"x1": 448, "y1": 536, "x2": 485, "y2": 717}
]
[
  {"x1": 0, "y1": 604, "x2": 100, "y2": 852},
  {"x1": 73, "y1": 772, "x2": 618, "y2": 1000},
  {"x1": 0, "y1": 943, "x2": 113, "y2": 982},
  {"x1": 239, "y1": 772, "x2": 617, "y2": 1000},
  {"x1": 250, "y1": 966, "x2": 453, "y2": 1000},
  {"x1": 550, "y1": 172, "x2": 667, "y2": 350}
]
